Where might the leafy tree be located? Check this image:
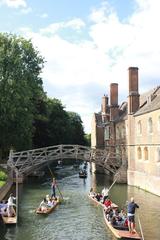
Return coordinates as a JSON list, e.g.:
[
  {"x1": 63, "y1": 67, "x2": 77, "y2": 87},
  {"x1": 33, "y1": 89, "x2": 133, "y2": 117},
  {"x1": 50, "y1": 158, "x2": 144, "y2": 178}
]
[
  {"x1": 47, "y1": 98, "x2": 70, "y2": 145},
  {"x1": 67, "y1": 112, "x2": 86, "y2": 145},
  {"x1": 84, "y1": 133, "x2": 91, "y2": 146},
  {"x1": 0, "y1": 33, "x2": 45, "y2": 159}
]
